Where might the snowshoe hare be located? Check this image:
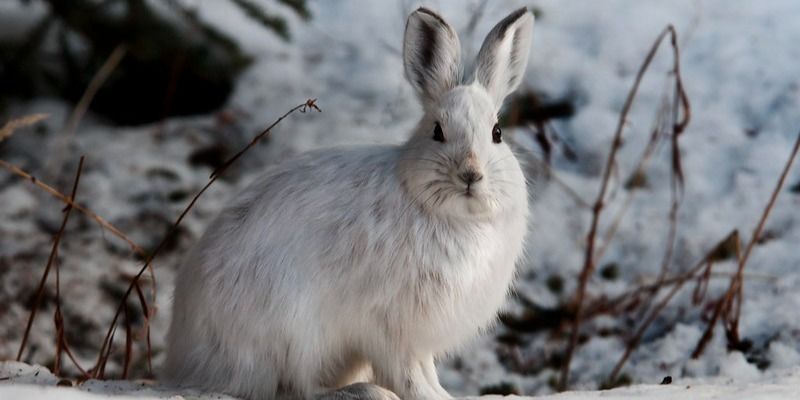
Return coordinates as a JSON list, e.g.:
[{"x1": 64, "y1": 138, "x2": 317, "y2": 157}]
[{"x1": 165, "y1": 6, "x2": 534, "y2": 400}]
